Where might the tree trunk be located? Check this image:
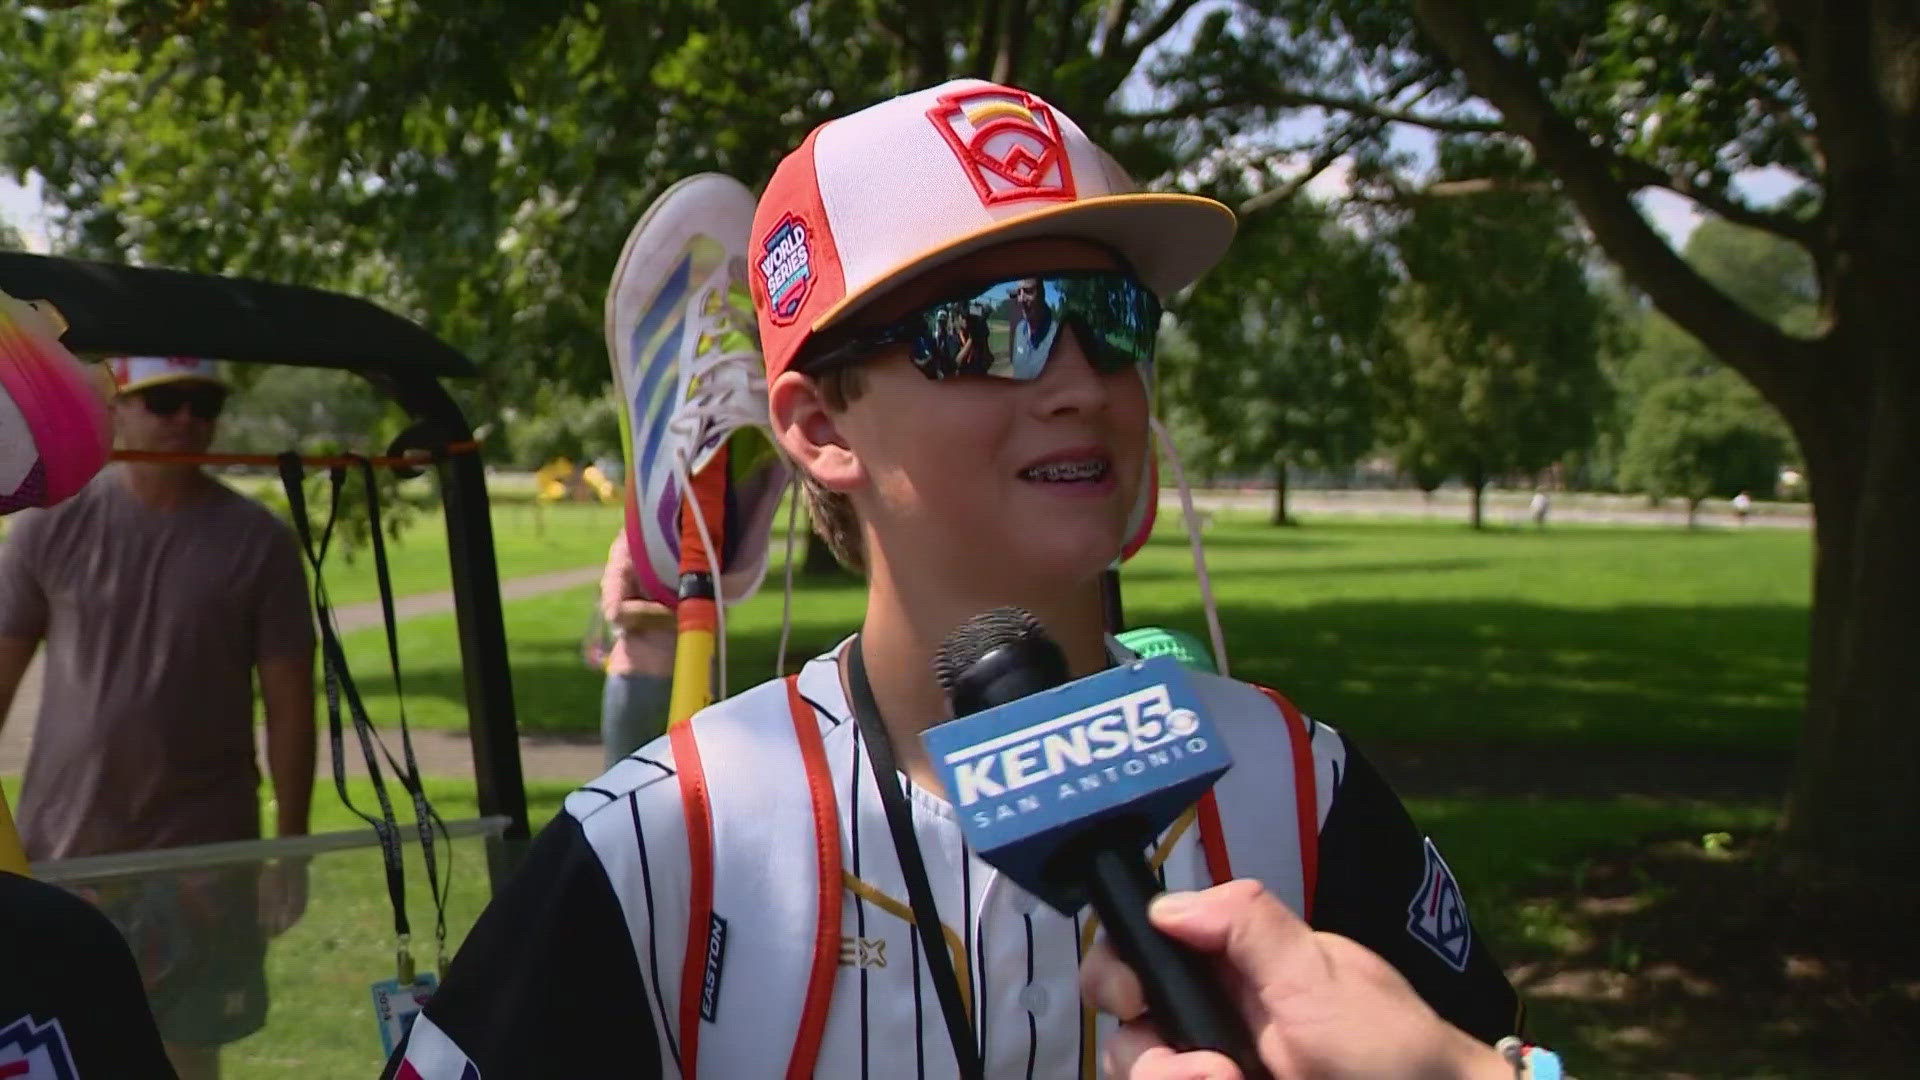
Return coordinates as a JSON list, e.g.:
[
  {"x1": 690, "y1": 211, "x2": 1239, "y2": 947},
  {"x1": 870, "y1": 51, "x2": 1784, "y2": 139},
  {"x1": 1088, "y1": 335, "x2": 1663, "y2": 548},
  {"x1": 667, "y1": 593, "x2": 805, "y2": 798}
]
[
  {"x1": 1271, "y1": 462, "x2": 1294, "y2": 526},
  {"x1": 1783, "y1": 329, "x2": 1920, "y2": 876},
  {"x1": 1685, "y1": 497, "x2": 1700, "y2": 530},
  {"x1": 1468, "y1": 479, "x2": 1485, "y2": 530}
]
